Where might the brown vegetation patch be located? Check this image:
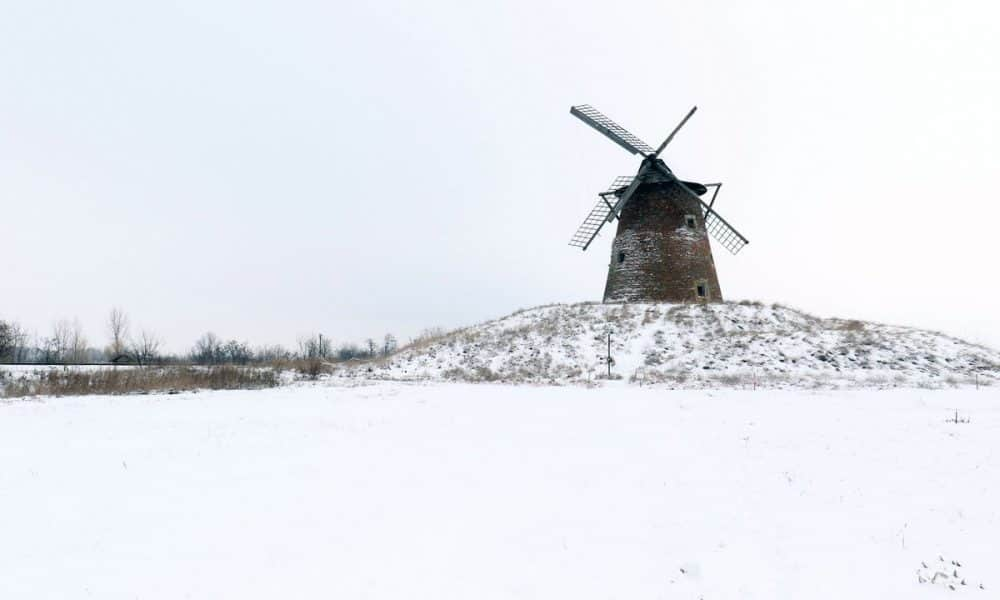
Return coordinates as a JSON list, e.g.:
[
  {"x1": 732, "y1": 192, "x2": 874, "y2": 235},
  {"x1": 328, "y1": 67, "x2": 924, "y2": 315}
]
[{"x1": 3, "y1": 366, "x2": 280, "y2": 398}]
